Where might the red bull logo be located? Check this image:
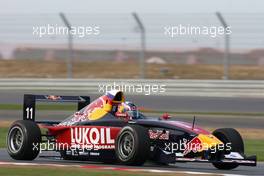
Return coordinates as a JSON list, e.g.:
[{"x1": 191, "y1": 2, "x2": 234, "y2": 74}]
[
  {"x1": 149, "y1": 130, "x2": 169, "y2": 140},
  {"x1": 183, "y1": 136, "x2": 203, "y2": 155}
]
